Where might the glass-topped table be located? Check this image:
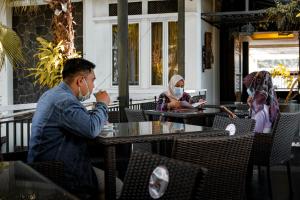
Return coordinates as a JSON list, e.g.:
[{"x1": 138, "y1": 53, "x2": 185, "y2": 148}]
[
  {"x1": 94, "y1": 121, "x2": 222, "y2": 200},
  {"x1": 0, "y1": 161, "x2": 78, "y2": 200},
  {"x1": 144, "y1": 108, "x2": 221, "y2": 126}
]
